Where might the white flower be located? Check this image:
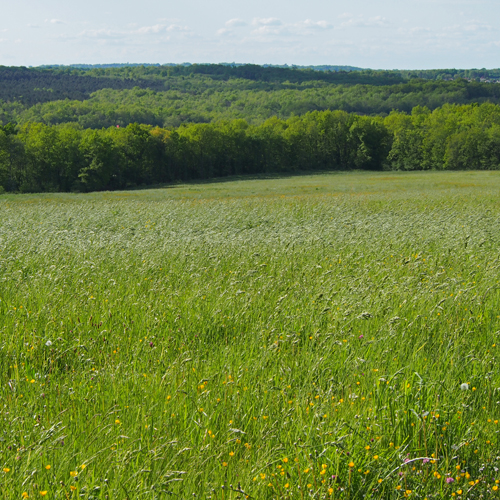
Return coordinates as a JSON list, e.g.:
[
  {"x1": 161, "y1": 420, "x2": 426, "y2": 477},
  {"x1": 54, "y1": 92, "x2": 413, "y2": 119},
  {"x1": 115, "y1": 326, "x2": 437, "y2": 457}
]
[
  {"x1": 45, "y1": 340, "x2": 52, "y2": 347},
  {"x1": 460, "y1": 383, "x2": 469, "y2": 391}
]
